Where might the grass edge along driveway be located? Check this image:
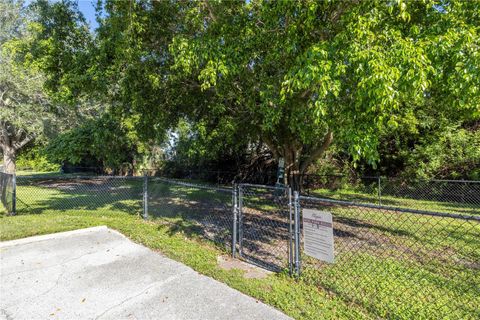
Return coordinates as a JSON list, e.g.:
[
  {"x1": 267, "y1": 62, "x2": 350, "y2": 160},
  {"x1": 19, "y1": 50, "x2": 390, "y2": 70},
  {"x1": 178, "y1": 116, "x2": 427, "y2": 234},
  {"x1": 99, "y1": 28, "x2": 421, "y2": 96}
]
[{"x1": 0, "y1": 210, "x2": 368, "y2": 320}]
